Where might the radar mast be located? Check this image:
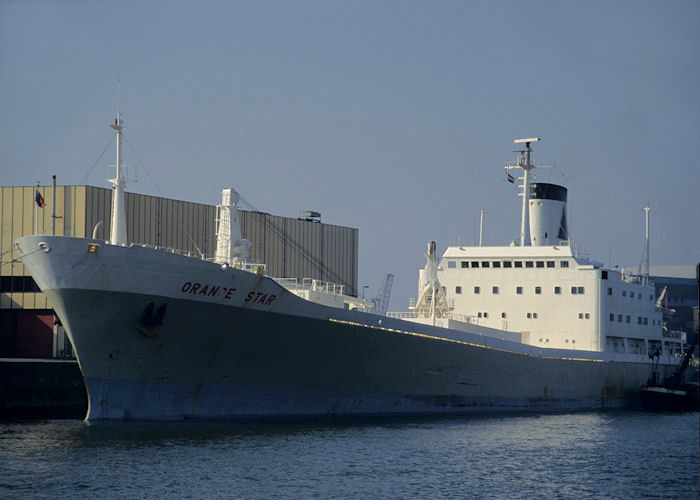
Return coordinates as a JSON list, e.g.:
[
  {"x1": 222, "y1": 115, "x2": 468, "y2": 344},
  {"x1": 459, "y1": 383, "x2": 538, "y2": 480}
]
[{"x1": 505, "y1": 138, "x2": 552, "y2": 246}]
